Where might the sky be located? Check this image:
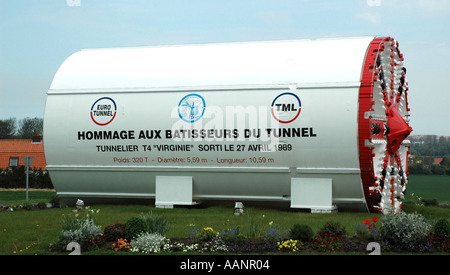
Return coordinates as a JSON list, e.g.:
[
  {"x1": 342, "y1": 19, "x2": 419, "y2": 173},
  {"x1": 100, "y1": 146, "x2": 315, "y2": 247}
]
[{"x1": 0, "y1": 0, "x2": 449, "y2": 136}]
